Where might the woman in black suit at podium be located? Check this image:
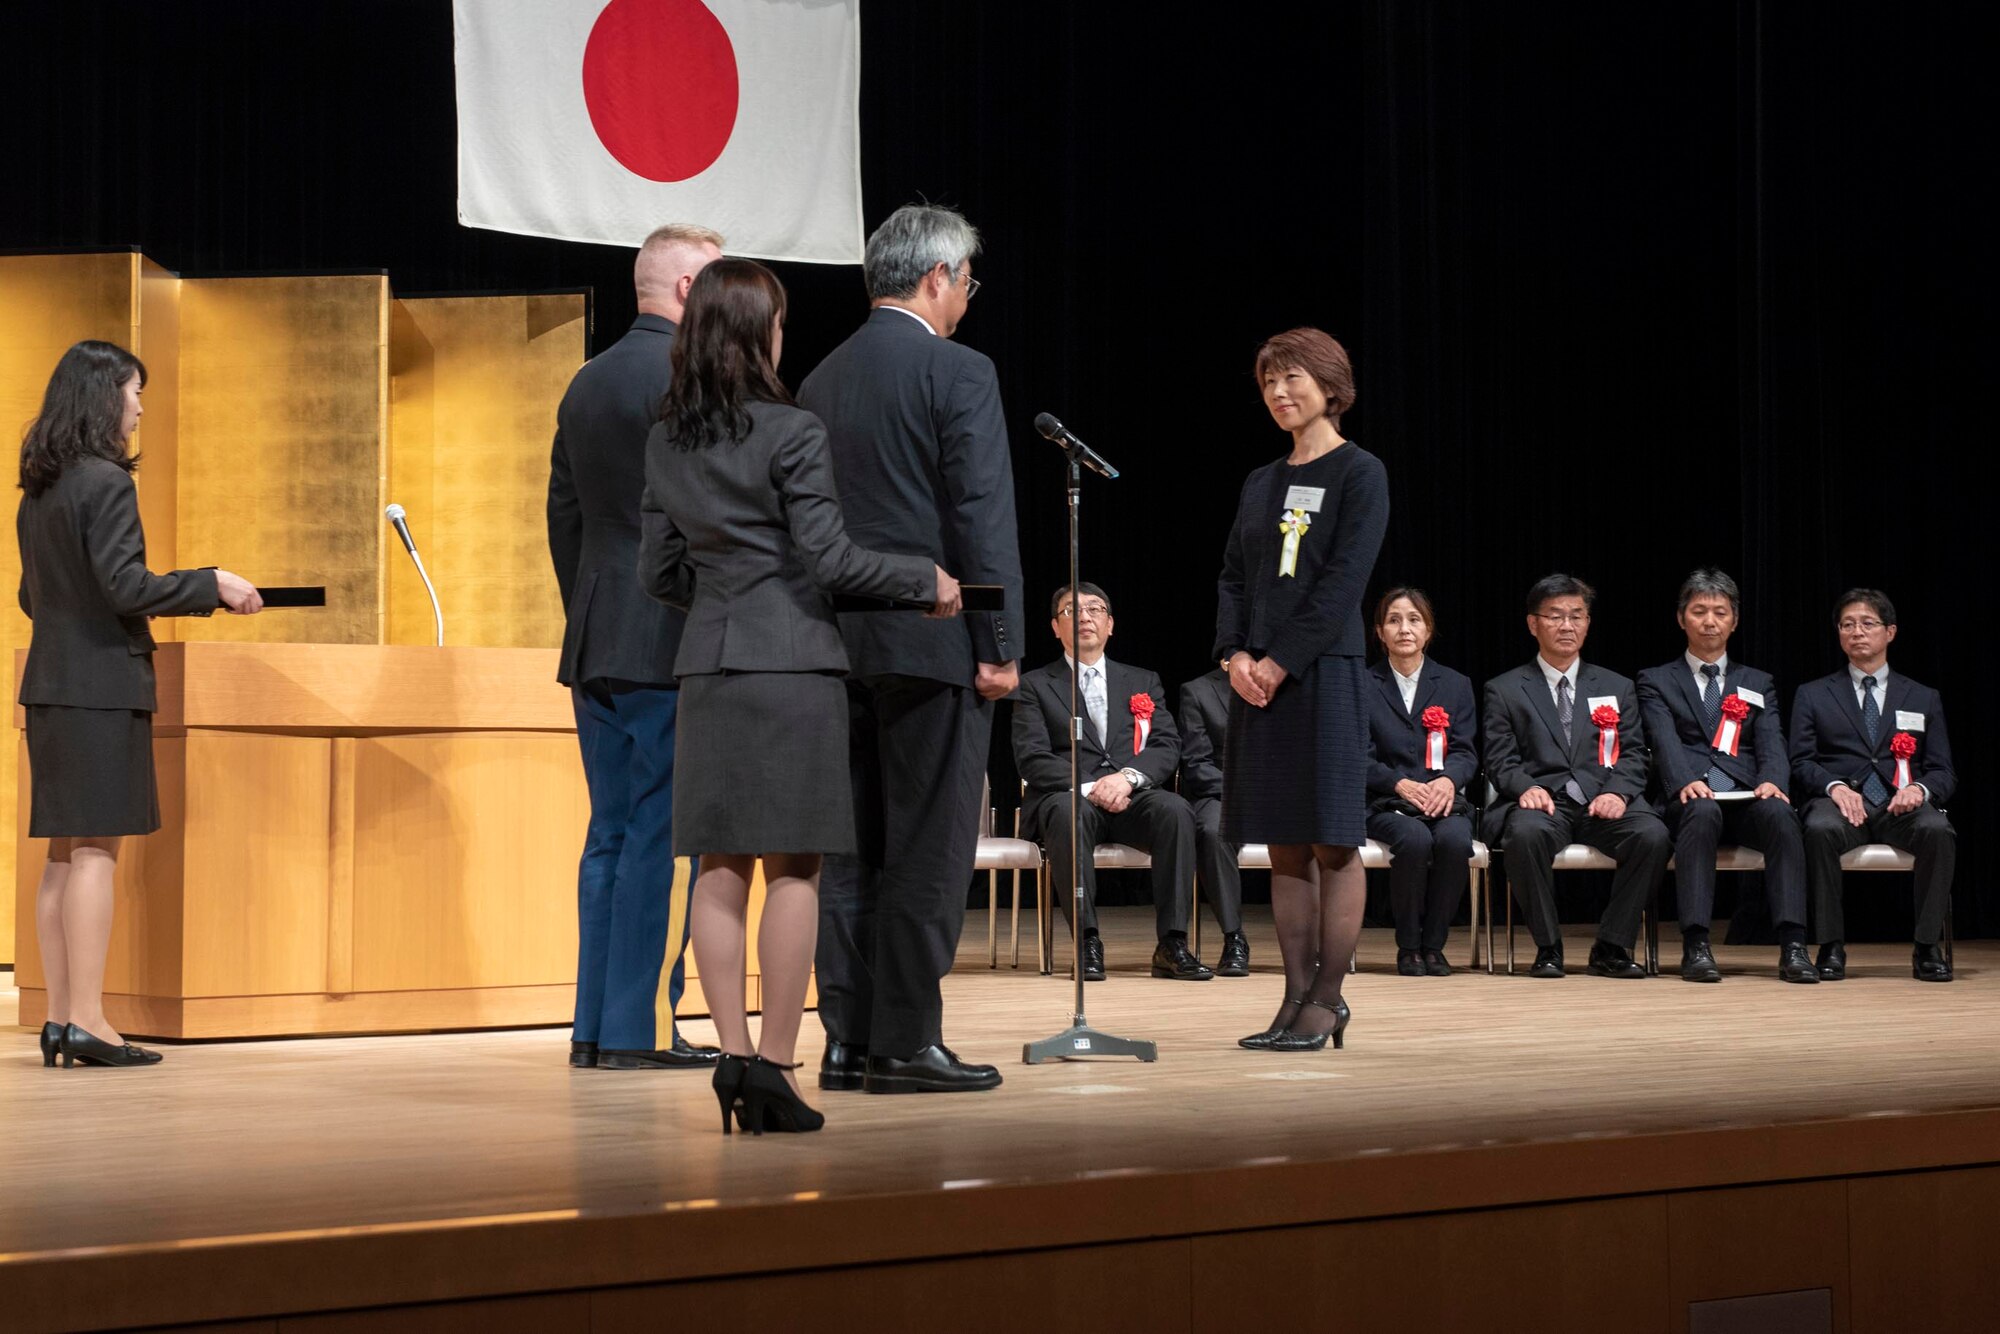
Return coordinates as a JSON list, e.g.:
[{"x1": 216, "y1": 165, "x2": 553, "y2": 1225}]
[
  {"x1": 1215, "y1": 328, "x2": 1388, "y2": 1052},
  {"x1": 638, "y1": 261, "x2": 959, "y2": 1135},
  {"x1": 16, "y1": 340, "x2": 262, "y2": 1069},
  {"x1": 1363, "y1": 588, "x2": 1478, "y2": 977}
]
